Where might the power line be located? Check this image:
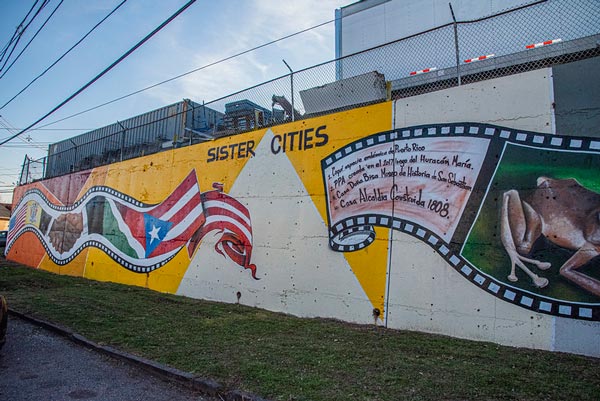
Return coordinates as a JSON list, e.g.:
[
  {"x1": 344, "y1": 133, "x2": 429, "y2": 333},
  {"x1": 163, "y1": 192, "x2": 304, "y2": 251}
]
[
  {"x1": 0, "y1": 0, "x2": 197, "y2": 147},
  {"x1": 36, "y1": 16, "x2": 338, "y2": 130},
  {"x1": 0, "y1": 171, "x2": 22, "y2": 176},
  {"x1": 0, "y1": 0, "x2": 41, "y2": 60},
  {"x1": 0, "y1": 0, "x2": 128, "y2": 109},
  {"x1": 0, "y1": 0, "x2": 50, "y2": 71},
  {"x1": 0, "y1": 116, "x2": 47, "y2": 150},
  {"x1": 0, "y1": 0, "x2": 65, "y2": 80},
  {"x1": 0, "y1": 145, "x2": 51, "y2": 148},
  {"x1": 0, "y1": 127, "x2": 92, "y2": 131}
]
